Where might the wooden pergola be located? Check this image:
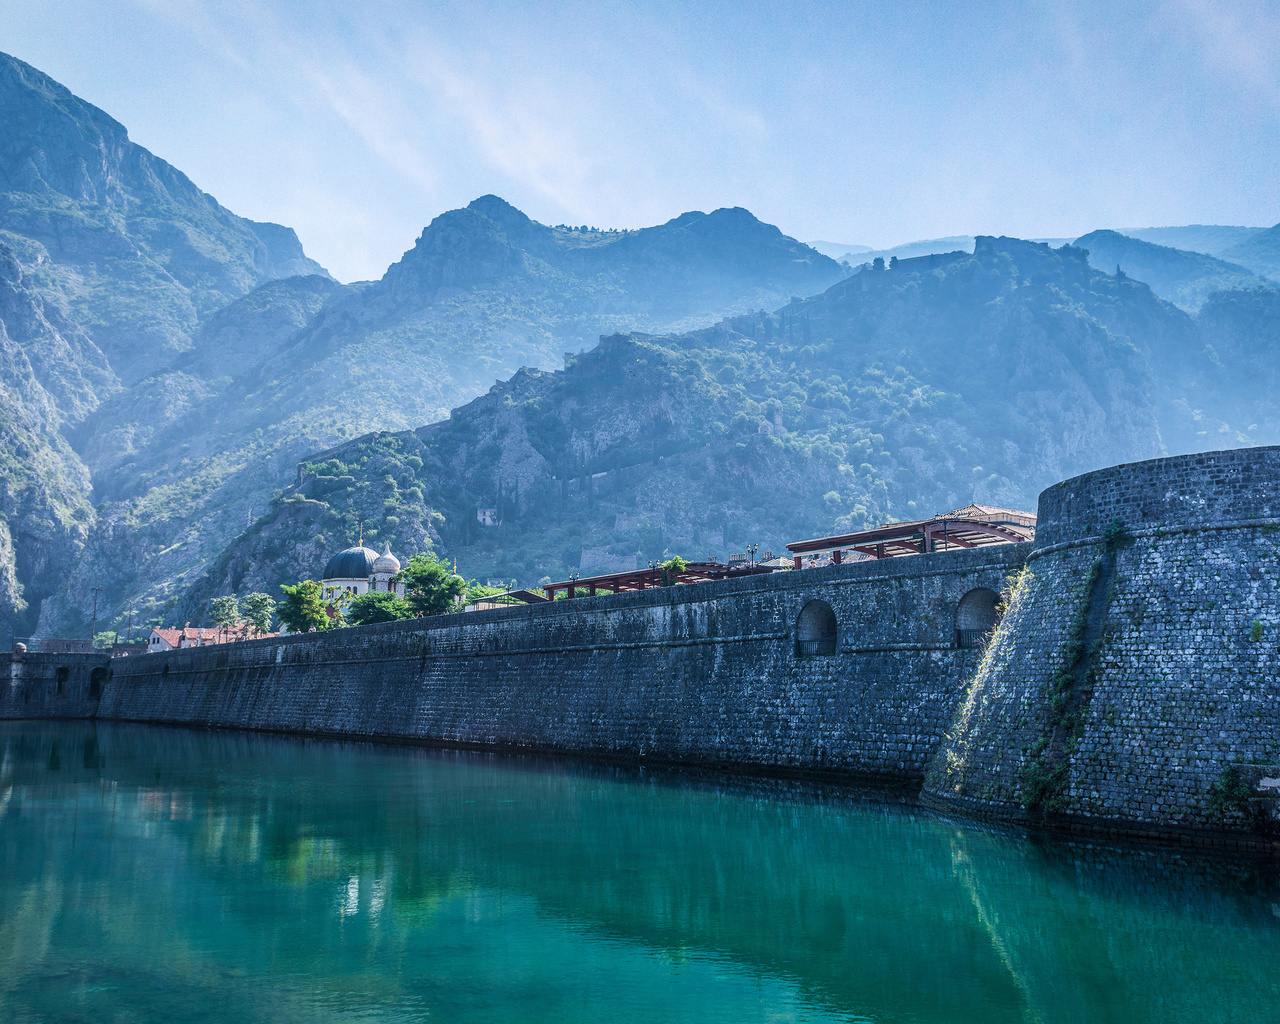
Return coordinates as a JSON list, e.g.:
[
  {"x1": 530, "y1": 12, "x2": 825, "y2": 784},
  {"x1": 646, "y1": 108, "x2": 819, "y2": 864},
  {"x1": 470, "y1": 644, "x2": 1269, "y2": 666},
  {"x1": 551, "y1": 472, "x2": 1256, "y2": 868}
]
[
  {"x1": 786, "y1": 504, "x2": 1036, "y2": 567},
  {"x1": 542, "y1": 561, "x2": 776, "y2": 599}
]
